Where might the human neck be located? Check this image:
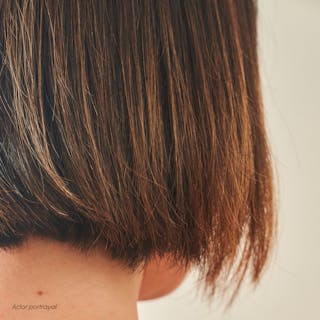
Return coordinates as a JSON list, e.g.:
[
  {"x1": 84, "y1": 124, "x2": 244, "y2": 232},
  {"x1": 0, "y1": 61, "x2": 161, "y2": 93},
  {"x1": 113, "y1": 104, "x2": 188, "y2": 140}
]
[{"x1": 0, "y1": 236, "x2": 144, "y2": 320}]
